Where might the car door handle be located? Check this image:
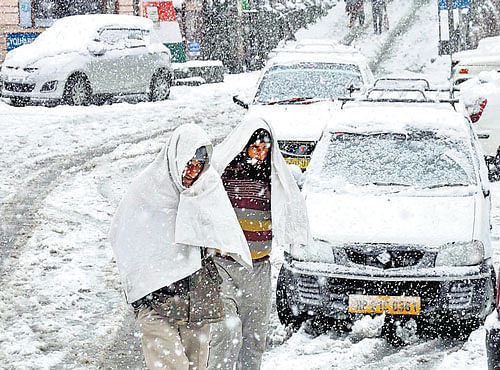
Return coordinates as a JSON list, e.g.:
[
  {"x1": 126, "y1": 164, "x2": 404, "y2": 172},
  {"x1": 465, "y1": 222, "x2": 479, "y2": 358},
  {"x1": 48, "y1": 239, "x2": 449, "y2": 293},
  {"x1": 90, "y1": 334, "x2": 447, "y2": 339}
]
[{"x1": 478, "y1": 134, "x2": 490, "y2": 139}]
